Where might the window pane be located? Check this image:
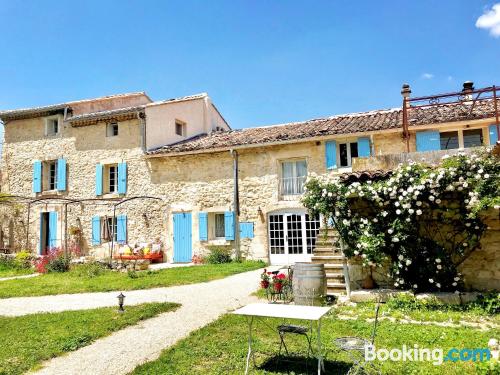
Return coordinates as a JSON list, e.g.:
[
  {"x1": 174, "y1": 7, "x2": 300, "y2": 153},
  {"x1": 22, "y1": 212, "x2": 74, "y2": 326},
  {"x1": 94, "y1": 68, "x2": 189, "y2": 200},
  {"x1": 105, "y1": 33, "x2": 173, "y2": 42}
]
[
  {"x1": 215, "y1": 214, "x2": 225, "y2": 238},
  {"x1": 339, "y1": 143, "x2": 348, "y2": 167},
  {"x1": 350, "y1": 142, "x2": 358, "y2": 158},
  {"x1": 463, "y1": 129, "x2": 483, "y2": 148},
  {"x1": 440, "y1": 131, "x2": 459, "y2": 150}
]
